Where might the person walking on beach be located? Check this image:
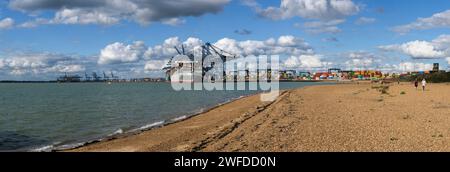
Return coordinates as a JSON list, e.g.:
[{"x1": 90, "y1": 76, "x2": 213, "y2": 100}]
[
  {"x1": 414, "y1": 79, "x2": 419, "y2": 90},
  {"x1": 422, "y1": 78, "x2": 427, "y2": 91}
]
